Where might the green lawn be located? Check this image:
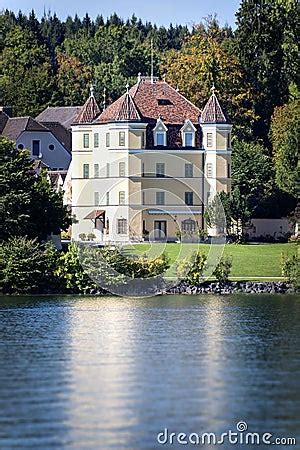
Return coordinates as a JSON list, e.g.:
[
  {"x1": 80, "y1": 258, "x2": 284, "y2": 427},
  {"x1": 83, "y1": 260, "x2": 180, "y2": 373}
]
[{"x1": 123, "y1": 242, "x2": 298, "y2": 280}]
